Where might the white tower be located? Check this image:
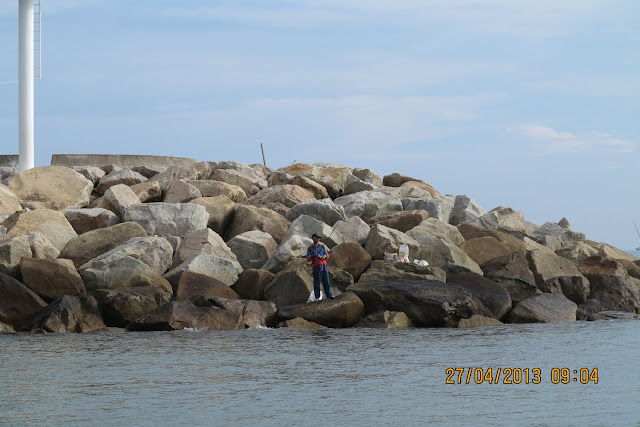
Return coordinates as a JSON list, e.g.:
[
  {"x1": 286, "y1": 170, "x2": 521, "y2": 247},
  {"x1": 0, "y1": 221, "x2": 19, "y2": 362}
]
[{"x1": 18, "y1": 0, "x2": 41, "y2": 171}]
